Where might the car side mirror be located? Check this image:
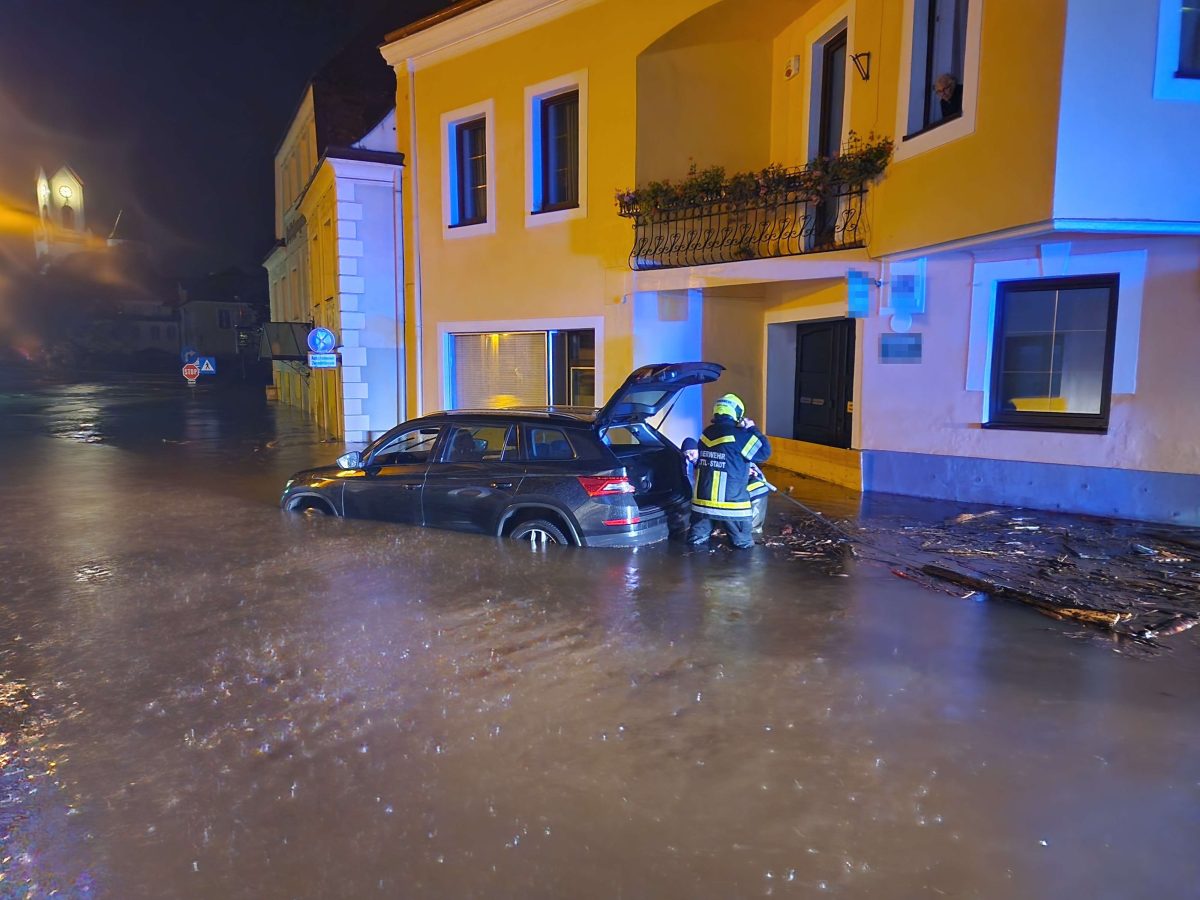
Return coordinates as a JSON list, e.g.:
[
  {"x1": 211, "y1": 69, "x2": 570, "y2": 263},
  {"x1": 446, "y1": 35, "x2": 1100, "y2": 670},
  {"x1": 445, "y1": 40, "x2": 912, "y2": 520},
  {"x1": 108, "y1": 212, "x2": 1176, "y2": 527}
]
[{"x1": 336, "y1": 450, "x2": 363, "y2": 470}]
